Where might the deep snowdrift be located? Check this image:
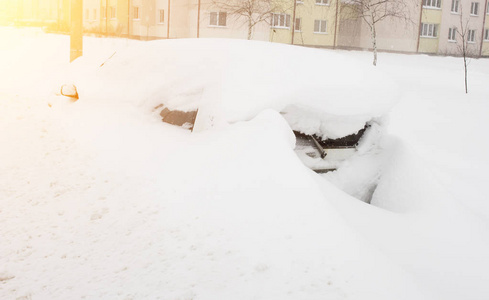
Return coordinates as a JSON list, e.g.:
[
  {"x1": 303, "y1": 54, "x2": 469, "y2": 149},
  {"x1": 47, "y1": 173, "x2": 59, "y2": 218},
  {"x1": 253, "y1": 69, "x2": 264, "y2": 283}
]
[
  {"x1": 64, "y1": 38, "x2": 398, "y2": 139},
  {"x1": 1, "y1": 27, "x2": 489, "y2": 300}
]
